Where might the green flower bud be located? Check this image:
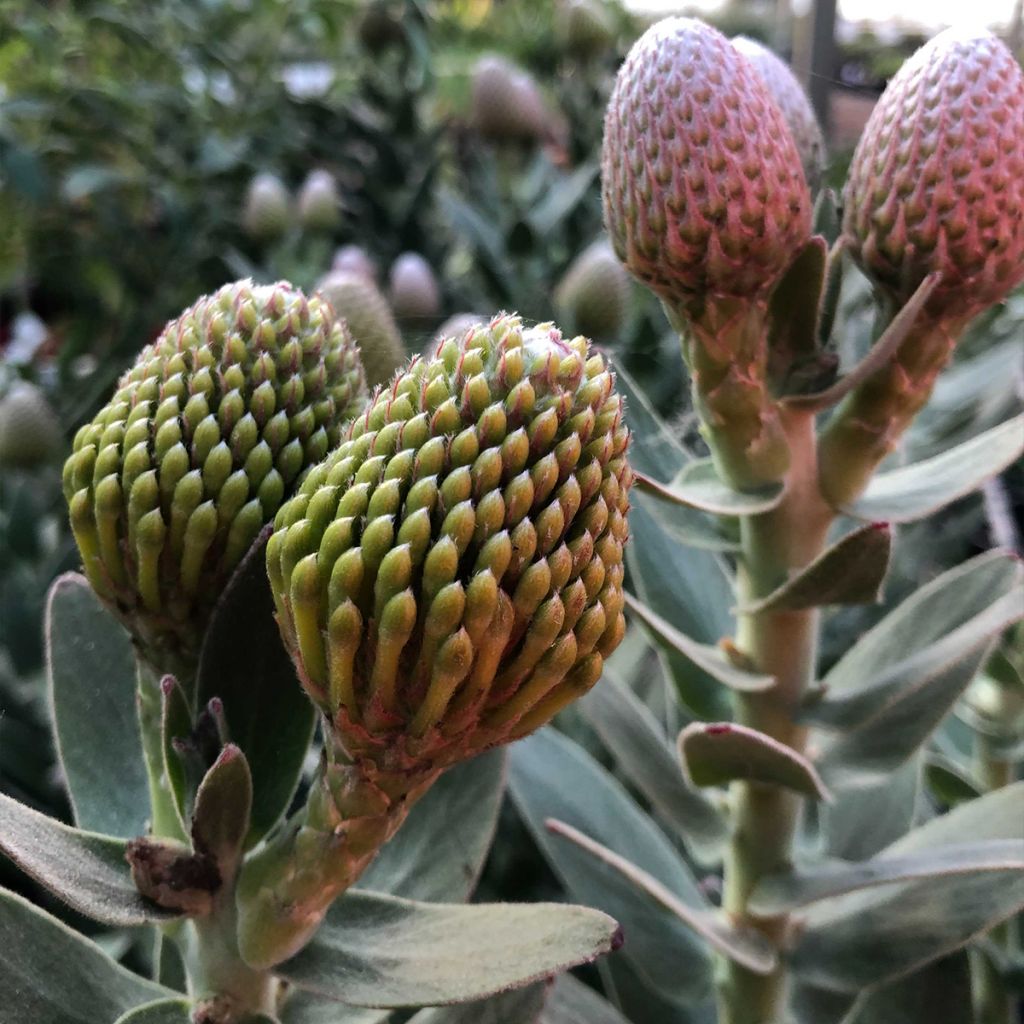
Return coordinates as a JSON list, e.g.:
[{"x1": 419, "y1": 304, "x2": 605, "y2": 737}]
[
  {"x1": 470, "y1": 56, "x2": 551, "y2": 142},
  {"x1": 297, "y1": 169, "x2": 341, "y2": 233},
  {"x1": 554, "y1": 241, "x2": 632, "y2": 345},
  {"x1": 269, "y1": 314, "x2": 633, "y2": 770},
  {"x1": 0, "y1": 382, "x2": 62, "y2": 468},
  {"x1": 64, "y1": 280, "x2": 367, "y2": 677},
  {"x1": 316, "y1": 270, "x2": 406, "y2": 388},
  {"x1": 242, "y1": 173, "x2": 291, "y2": 241}
]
